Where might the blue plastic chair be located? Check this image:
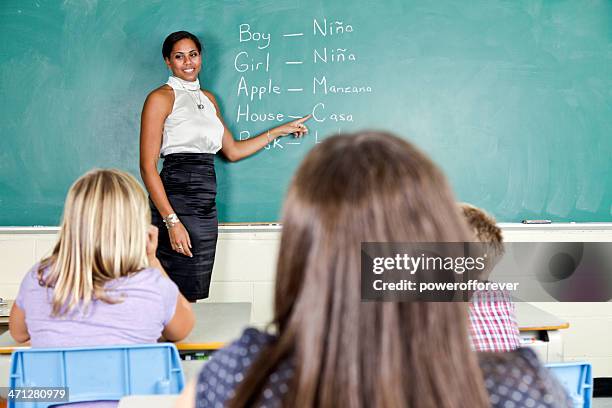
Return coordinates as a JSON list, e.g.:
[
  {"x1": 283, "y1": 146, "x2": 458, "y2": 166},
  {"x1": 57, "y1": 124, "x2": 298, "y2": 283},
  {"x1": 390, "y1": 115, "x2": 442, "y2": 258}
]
[
  {"x1": 546, "y1": 362, "x2": 592, "y2": 408},
  {"x1": 9, "y1": 343, "x2": 184, "y2": 408}
]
